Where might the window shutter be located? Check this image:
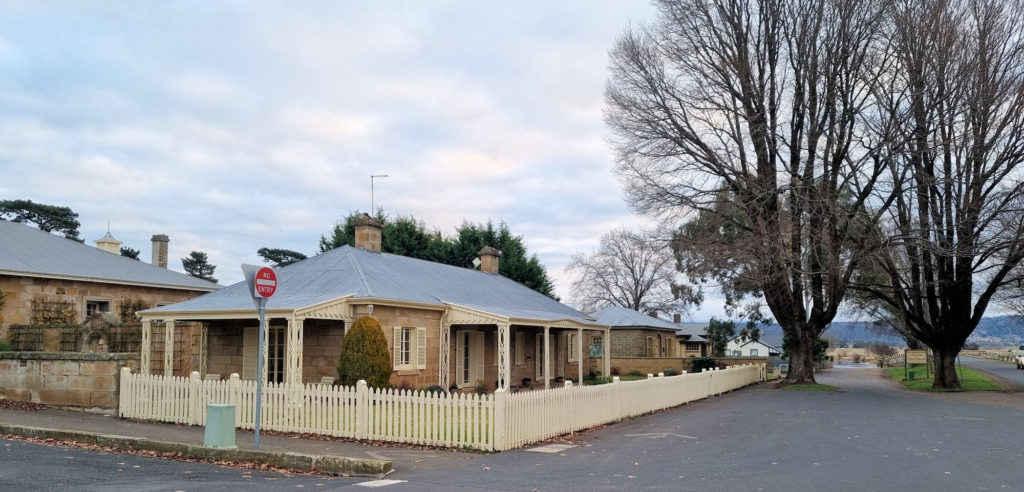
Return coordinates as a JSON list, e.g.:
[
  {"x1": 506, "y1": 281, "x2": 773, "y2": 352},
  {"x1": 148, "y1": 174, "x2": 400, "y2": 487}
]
[
  {"x1": 515, "y1": 332, "x2": 525, "y2": 366},
  {"x1": 473, "y1": 332, "x2": 485, "y2": 384},
  {"x1": 416, "y1": 327, "x2": 426, "y2": 369},
  {"x1": 242, "y1": 326, "x2": 257, "y2": 380},
  {"x1": 455, "y1": 331, "x2": 465, "y2": 386},
  {"x1": 393, "y1": 326, "x2": 402, "y2": 368}
]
